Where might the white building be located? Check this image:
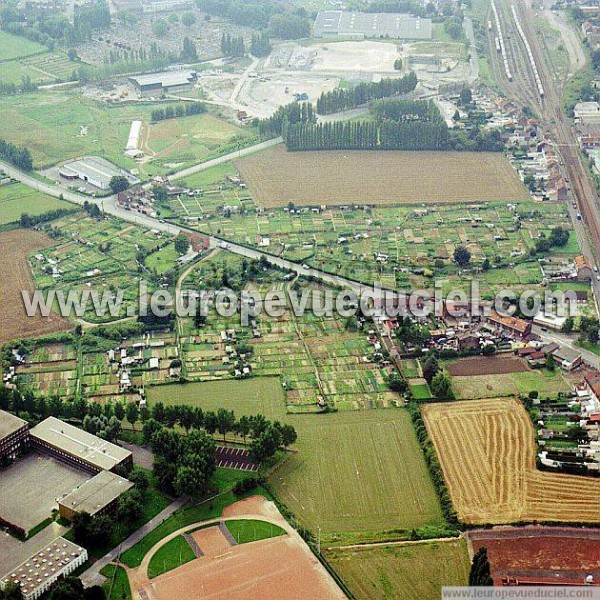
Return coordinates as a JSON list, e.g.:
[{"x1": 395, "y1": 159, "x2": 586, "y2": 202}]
[{"x1": 0, "y1": 538, "x2": 87, "y2": 600}]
